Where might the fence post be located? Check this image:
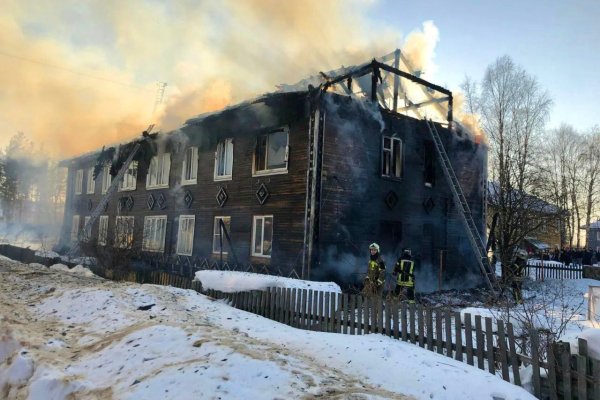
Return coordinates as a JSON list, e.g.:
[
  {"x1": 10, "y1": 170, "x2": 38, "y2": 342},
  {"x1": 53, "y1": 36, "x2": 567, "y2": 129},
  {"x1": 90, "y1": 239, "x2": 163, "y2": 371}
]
[
  {"x1": 546, "y1": 341, "x2": 558, "y2": 400},
  {"x1": 530, "y1": 329, "x2": 541, "y2": 398},
  {"x1": 350, "y1": 294, "x2": 356, "y2": 335},
  {"x1": 577, "y1": 338, "x2": 589, "y2": 400},
  {"x1": 496, "y1": 320, "x2": 510, "y2": 382},
  {"x1": 445, "y1": 310, "x2": 452, "y2": 357},
  {"x1": 426, "y1": 308, "x2": 434, "y2": 351},
  {"x1": 475, "y1": 315, "x2": 484, "y2": 370},
  {"x1": 454, "y1": 312, "x2": 463, "y2": 361},
  {"x1": 356, "y1": 295, "x2": 363, "y2": 335},
  {"x1": 485, "y1": 317, "x2": 495, "y2": 374},
  {"x1": 464, "y1": 313, "x2": 473, "y2": 366},
  {"x1": 506, "y1": 322, "x2": 521, "y2": 387}
]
